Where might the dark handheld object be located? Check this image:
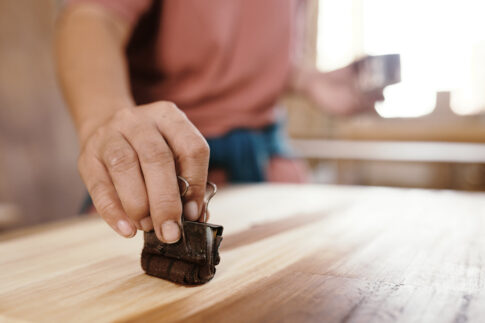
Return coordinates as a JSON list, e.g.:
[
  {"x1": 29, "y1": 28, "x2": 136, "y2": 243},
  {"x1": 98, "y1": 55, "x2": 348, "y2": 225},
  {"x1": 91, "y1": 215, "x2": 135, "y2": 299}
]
[
  {"x1": 141, "y1": 178, "x2": 223, "y2": 285},
  {"x1": 355, "y1": 54, "x2": 401, "y2": 92},
  {"x1": 141, "y1": 221, "x2": 223, "y2": 285}
]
